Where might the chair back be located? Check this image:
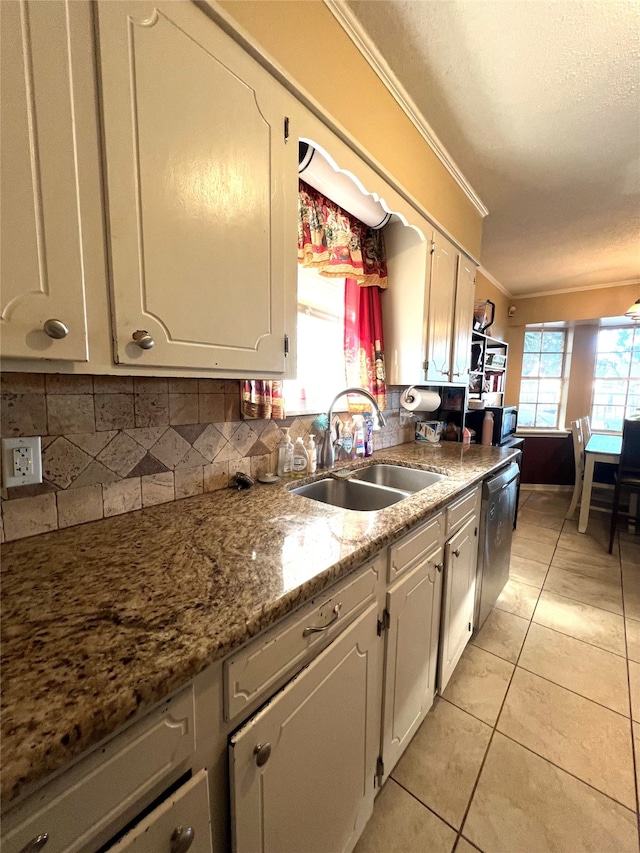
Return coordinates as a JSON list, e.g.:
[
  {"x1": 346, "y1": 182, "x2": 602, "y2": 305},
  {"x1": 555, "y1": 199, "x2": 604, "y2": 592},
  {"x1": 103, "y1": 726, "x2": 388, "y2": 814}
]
[
  {"x1": 619, "y1": 419, "x2": 640, "y2": 482},
  {"x1": 570, "y1": 419, "x2": 585, "y2": 478},
  {"x1": 581, "y1": 415, "x2": 592, "y2": 445}
]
